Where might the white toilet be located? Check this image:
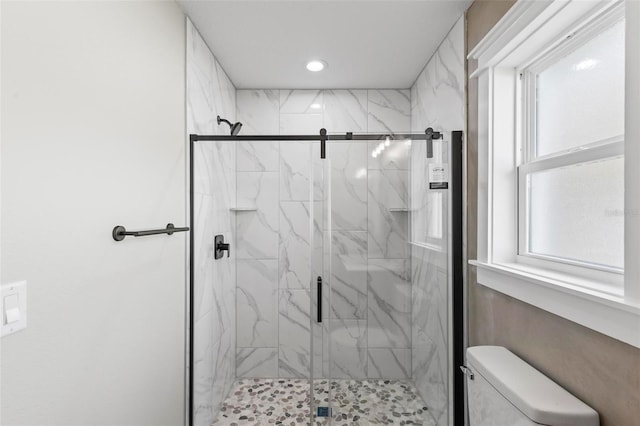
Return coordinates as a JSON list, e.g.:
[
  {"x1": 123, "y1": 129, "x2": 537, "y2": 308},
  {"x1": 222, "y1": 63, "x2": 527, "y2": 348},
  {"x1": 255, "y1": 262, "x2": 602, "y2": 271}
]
[{"x1": 465, "y1": 346, "x2": 599, "y2": 426}]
